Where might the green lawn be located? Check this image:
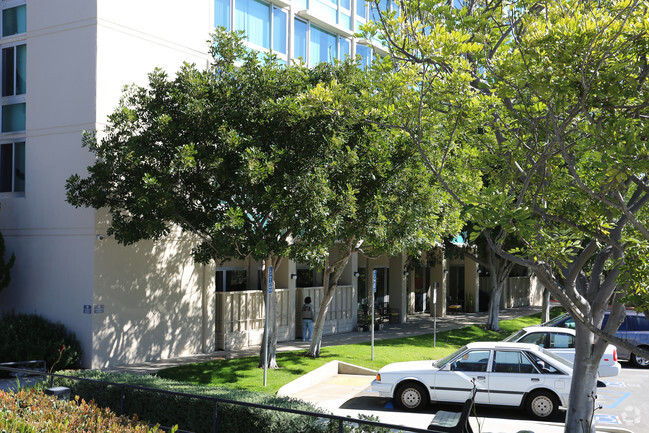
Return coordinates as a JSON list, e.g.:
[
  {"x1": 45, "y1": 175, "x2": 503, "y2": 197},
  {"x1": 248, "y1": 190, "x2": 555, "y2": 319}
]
[{"x1": 157, "y1": 312, "x2": 551, "y2": 394}]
